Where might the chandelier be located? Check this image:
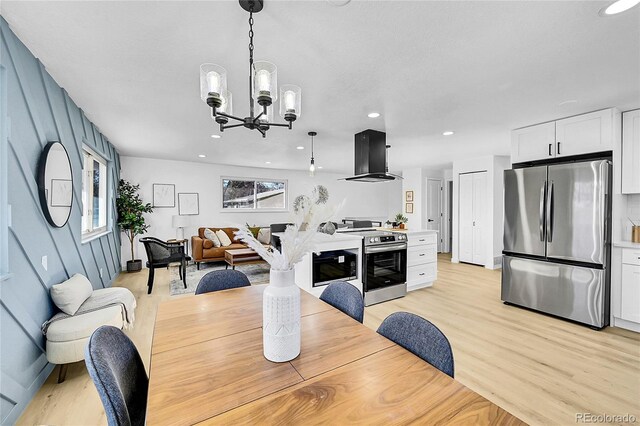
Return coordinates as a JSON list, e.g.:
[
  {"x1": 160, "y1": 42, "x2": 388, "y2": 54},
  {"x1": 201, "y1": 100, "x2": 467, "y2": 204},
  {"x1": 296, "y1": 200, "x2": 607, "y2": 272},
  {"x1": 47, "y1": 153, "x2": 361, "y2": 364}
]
[{"x1": 199, "y1": 0, "x2": 301, "y2": 138}]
